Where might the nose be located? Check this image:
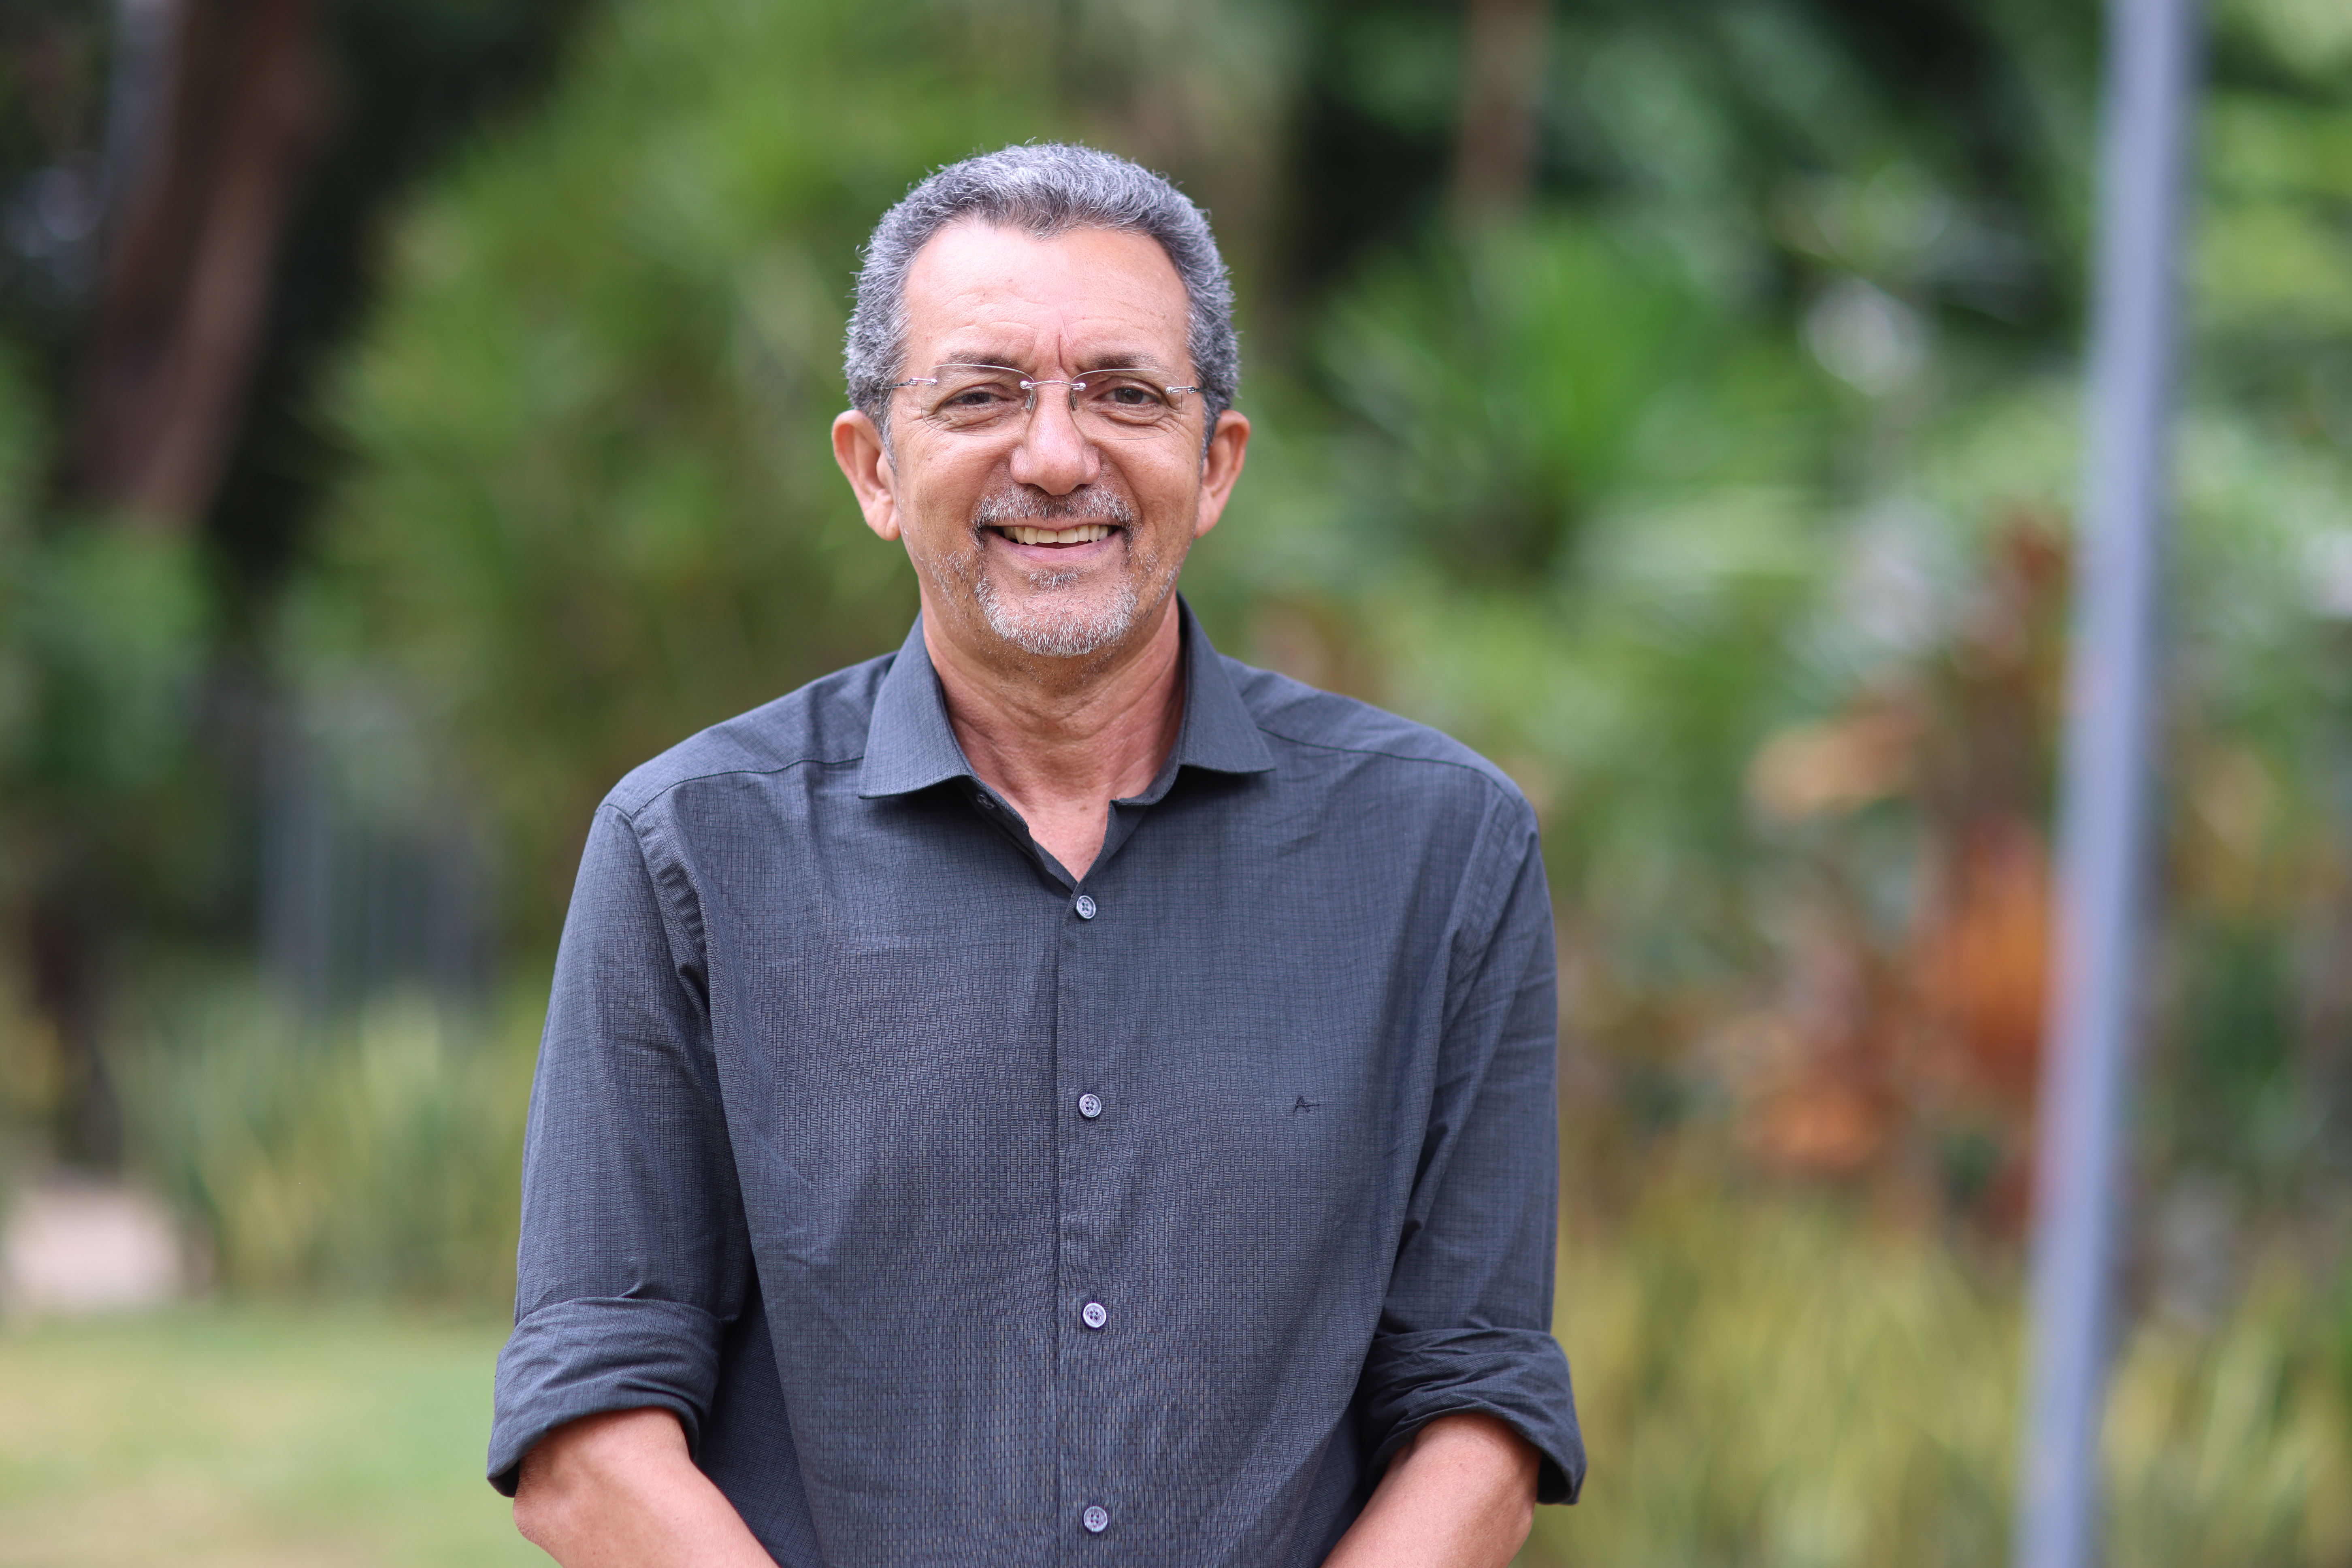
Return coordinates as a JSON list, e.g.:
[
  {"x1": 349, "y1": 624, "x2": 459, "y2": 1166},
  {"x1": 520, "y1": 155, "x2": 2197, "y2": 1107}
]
[{"x1": 1006, "y1": 384, "x2": 1101, "y2": 496}]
